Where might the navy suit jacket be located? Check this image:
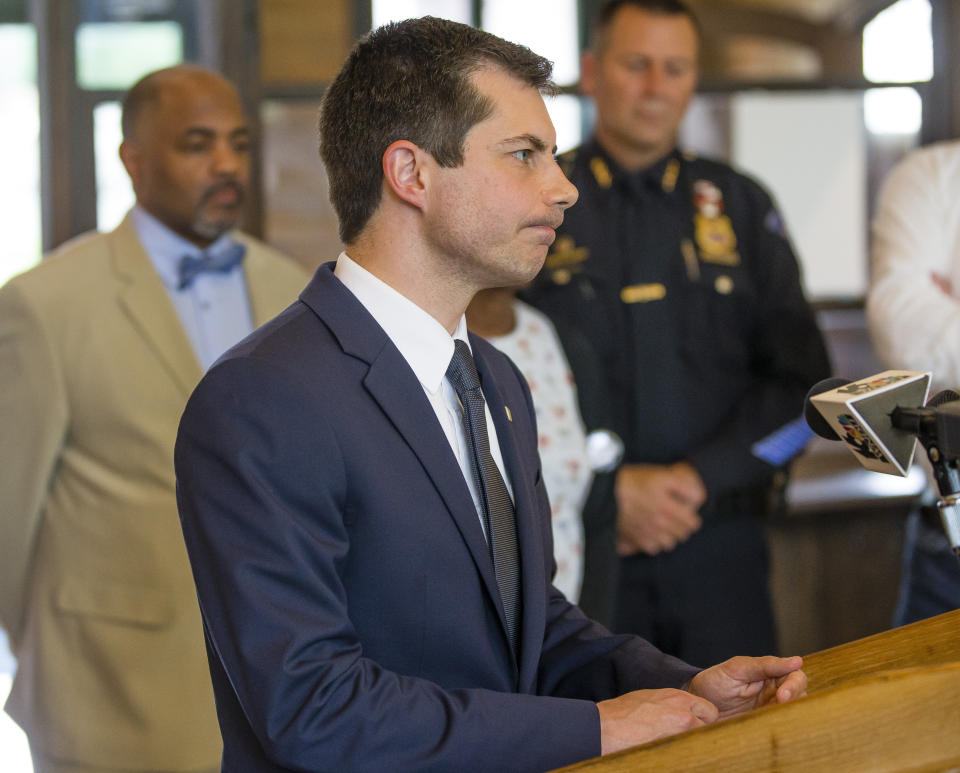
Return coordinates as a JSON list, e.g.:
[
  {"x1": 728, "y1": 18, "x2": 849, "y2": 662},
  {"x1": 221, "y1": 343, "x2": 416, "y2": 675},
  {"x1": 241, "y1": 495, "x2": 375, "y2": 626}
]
[{"x1": 175, "y1": 264, "x2": 698, "y2": 772}]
